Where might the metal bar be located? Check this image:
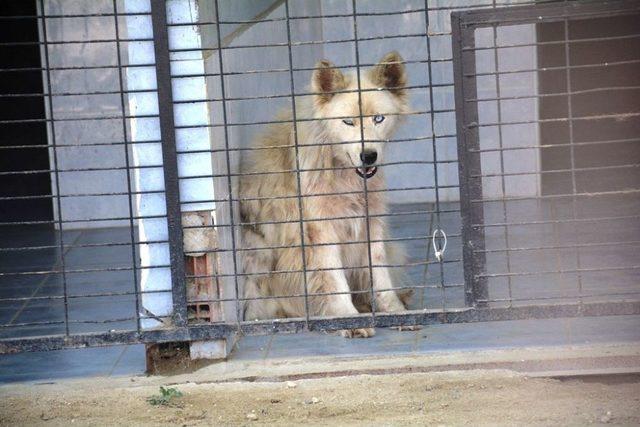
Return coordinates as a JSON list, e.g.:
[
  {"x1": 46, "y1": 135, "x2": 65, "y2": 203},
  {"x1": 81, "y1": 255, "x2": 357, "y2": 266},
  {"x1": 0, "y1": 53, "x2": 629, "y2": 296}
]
[
  {"x1": 466, "y1": 111, "x2": 640, "y2": 129},
  {"x1": 0, "y1": 190, "x2": 167, "y2": 201},
  {"x1": 491, "y1": 9, "x2": 513, "y2": 307},
  {"x1": 283, "y1": 0, "x2": 311, "y2": 327},
  {"x1": 469, "y1": 136, "x2": 640, "y2": 154},
  {"x1": 1, "y1": 207, "x2": 454, "y2": 229},
  {"x1": 187, "y1": 287, "x2": 640, "y2": 307},
  {"x1": 0, "y1": 239, "x2": 170, "y2": 252},
  {"x1": 1, "y1": 209, "x2": 459, "y2": 237},
  {"x1": 478, "y1": 264, "x2": 640, "y2": 279},
  {"x1": 0, "y1": 88, "x2": 156, "y2": 98},
  {"x1": 424, "y1": 0, "x2": 447, "y2": 312},
  {"x1": 168, "y1": 32, "x2": 431, "y2": 53},
  {"x1": 132, "y1": 0, "x2": 561, "y2": 28},
  {"x1": 171, "y1": 90, "x2": 452, "y2": 106},
  {"x1": 213, "y1": 0, "x2": 243, "y2": 327},
  {"x1": 473, "y1": 214, "x2": 640, "y2": 229},
  {"x1": 187, "y1": 283, "x2": 468, "y2": 306},
  {"x1": 113, "y1": 0, "x2": 142, "y2": 332},
  {"x1": 2, "y1": 301, "x2": 639, "y2": 354},
  {"x1": 352, "y1": 0, "x2": 377, "y2": 320},
  {"x1": 0, "y1": 138, "x2": 162, "y2": 151},
  {"x1": 180, "y1": 186, "x2": 460, "y2": 207},
  {"x1": 452, "y1": 12, "x2": 488, "y2": 308},
  {"x1": 478, "y1": 239, "x2": 640, "y2": 254},
  {"x1": 469, "y1": 82, "x2": 640, "y2": 103},
  {"x1": 472, "y1": 163, "x2": 640, "y2": 179},
  {"x1": 0, "y1": 113, "x2": 158, "y2": 124},
  {"x1": 171, "y1": 108, "x2": 447, "y2": 128},
  {"x1": 0, "y1": 37, "x2": 153, "y2": 46},
  {"x1": 0, "y1": 264, "x2": 170, "y2": 277},
  {"x1": 0, "y1": 286, "x2": 406, "y2": 306},
  {"x1": 484, "y1": 291, "x2": 640, "y2": 304},
  {"x1": 171, "y1": 134, "x2": 459, "y2": 155},
  {"x1": 0, "y1": 12, "x2": 150, "y2": 20},
  {"x1": 455, "y1": 0, "x2": 640, "y2": 27},
  {"x1": 460, "y1": 32, "x2": 640, "y2": 52},
  {"x1": 0, "y1": 213, "x2": 167, "y2": 227},
  {"x1": 173, "y1": 159, "x2": 460, "y2": 180},
  {"x1": 151, "y1": 0, "x2": 188, "y2": 327},
  {"x1": 0, "y1": 288, "x2": 172, "y2": 303},
  {"x1": 0, "y1": 62, "x2": 157, "y2": 73},
  {"x1": 184, "y1": 258, "x2": 463, "y2": 280},
  {"x1": 466, "y1": 59, "x2": 640, "y2": 80},
  {"x1": 38, "y1": 0, "x2": 71, "y2": 336},
  {"x1": 0, "y1": 164, "x2": 166, "y2": 175},
  {"x1": 563, "y1": 15, "x2": 585, "y2": 306},
  {"x1": 180, "y1": 234, "x2": 462, "y2": 256},
  {"x1": 166, "y1": 6, "x2": 434, "y2": 26},
  {"x1": 471, "y1": 189, "x2": 640, "y2": 204},
  {"x1": 169, "y1": 58, "x2": 453, "y2": 80},
  {"x1": 182, "y1": 284, "x2": 619, "y2": 303}
]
